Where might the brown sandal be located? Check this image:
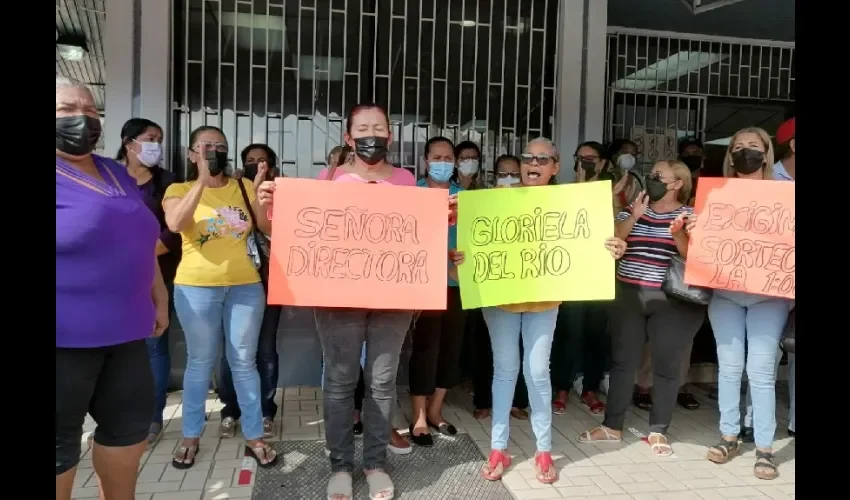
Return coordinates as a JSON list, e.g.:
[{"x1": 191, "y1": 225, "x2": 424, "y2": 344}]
[
  {"x1": 172, "y1": 444, "x2": 199, "y2": 470},
  {"x1": 577, "y1": 426, "x2": 621, "y2": 443},
  {"x1": 753, "y1": 450, "x2": 778, "y2": 480},
  {"x1": 706, "y1": 438, "x2": 739, "y2": 464},
  {"x1": 246, "y1": 442, "x2": 279, "y2": 469}
]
